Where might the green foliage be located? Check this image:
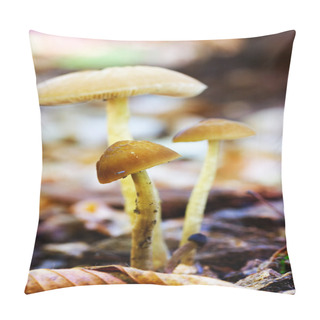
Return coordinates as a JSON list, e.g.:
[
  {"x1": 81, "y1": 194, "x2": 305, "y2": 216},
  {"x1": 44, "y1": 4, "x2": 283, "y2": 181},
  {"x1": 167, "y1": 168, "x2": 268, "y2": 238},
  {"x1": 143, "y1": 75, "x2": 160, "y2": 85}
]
[{"x1": 279, "y1": 255, "x2": 289, "y2": 274}]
